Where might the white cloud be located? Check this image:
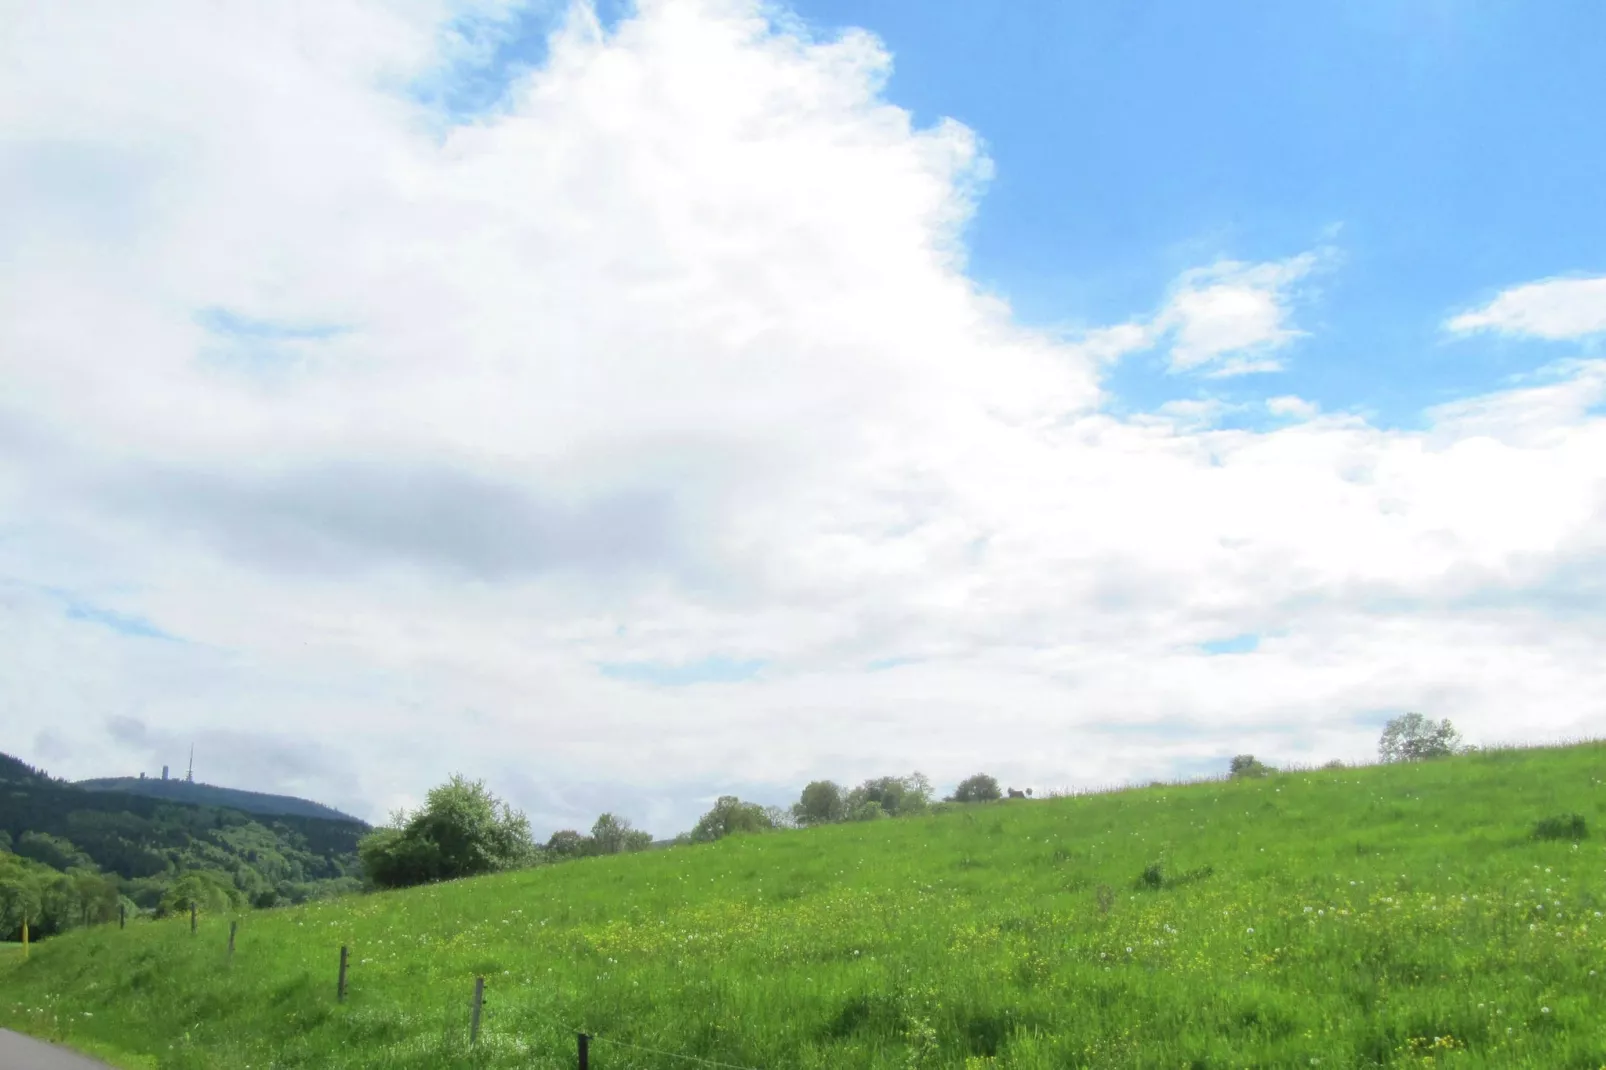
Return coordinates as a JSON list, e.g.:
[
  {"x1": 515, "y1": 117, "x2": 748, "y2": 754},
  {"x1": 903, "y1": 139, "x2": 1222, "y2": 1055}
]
[
  {"x1": 1159, "y1": 255, "x2": 1317, "y2": 374},
  {"x1": 3, "y1": 1, "x2": 1606, "y2": 836},
  {"x1": 1066, "y1": 252, "x2": 1319, "y2": 377},
  {"x1": 1265, "y1": 395, "x2": 1321, "y2": 419},
  {"x1": 1447, "y1": 275, "x2": 1606, "y2": 340}
]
